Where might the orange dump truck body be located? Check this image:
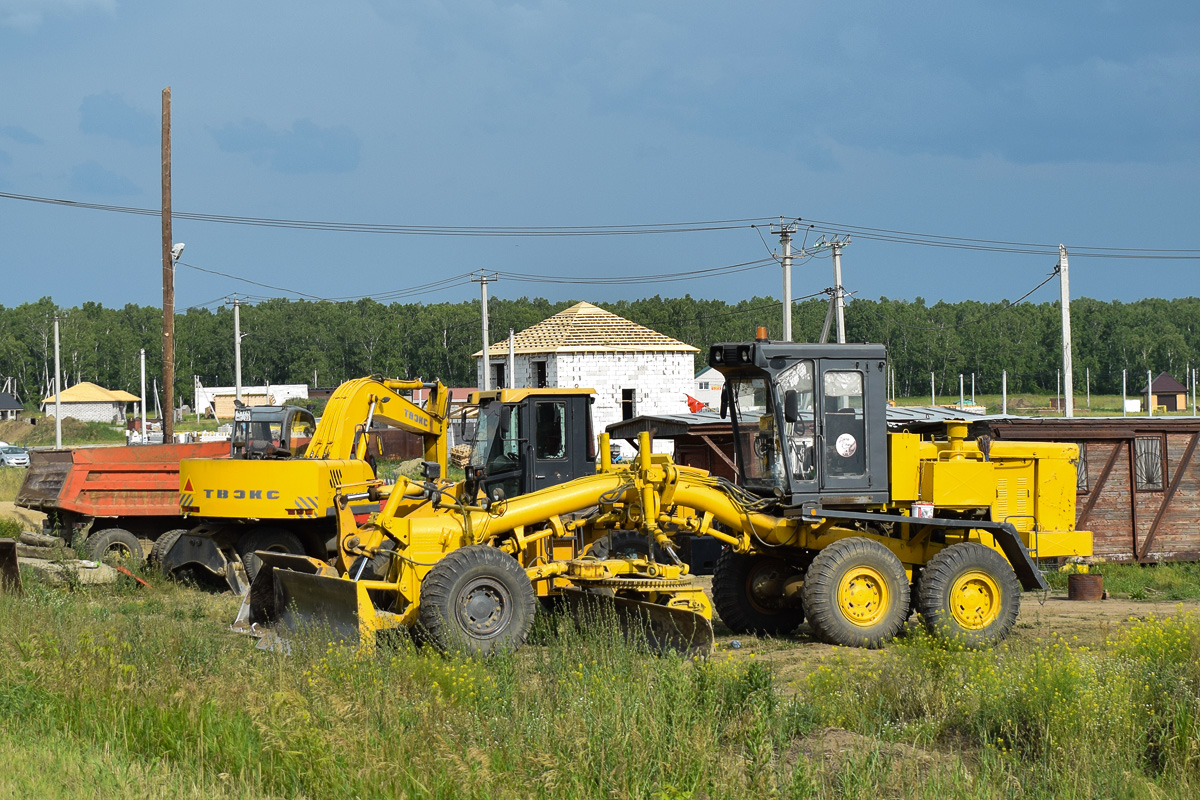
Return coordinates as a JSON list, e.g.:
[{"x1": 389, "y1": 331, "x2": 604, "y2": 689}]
[{"x1": 16, "y1": 442, "x2": 230, "y2": 538}]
